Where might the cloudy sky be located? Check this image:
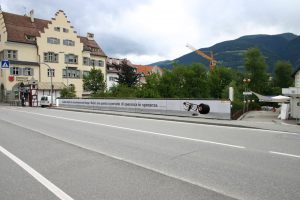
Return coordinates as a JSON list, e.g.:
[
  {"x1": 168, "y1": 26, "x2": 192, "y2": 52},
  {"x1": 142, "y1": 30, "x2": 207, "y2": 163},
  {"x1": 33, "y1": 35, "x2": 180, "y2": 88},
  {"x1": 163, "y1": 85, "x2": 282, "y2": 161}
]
[{"x1": 1, "y1": 0, "x2": 300, "y2": 64}]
